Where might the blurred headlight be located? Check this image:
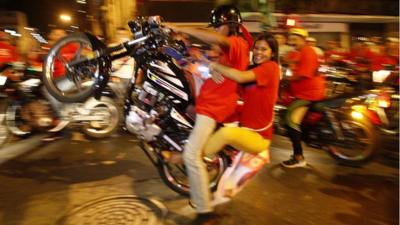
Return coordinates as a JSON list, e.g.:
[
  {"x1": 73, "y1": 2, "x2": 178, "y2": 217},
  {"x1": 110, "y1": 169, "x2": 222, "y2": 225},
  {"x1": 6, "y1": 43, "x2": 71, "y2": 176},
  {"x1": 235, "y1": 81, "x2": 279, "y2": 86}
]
[
  {"x1": 351, "y1": 111, "x2": 364, "y2": 120},
  {"x1": 372, "y1": 70, "x2": 391, "y2": 83}
]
